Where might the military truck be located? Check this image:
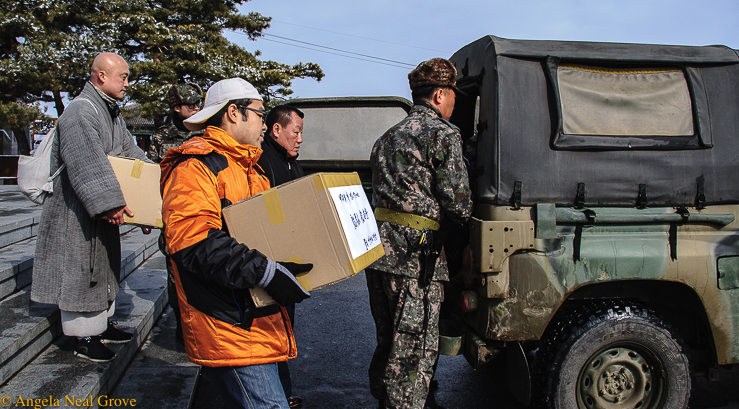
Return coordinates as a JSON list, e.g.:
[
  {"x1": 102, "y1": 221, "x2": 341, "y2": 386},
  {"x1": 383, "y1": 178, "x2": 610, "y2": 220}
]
[{"x1": 288, "y1": 35, "x2": 739, "y2": 409}]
